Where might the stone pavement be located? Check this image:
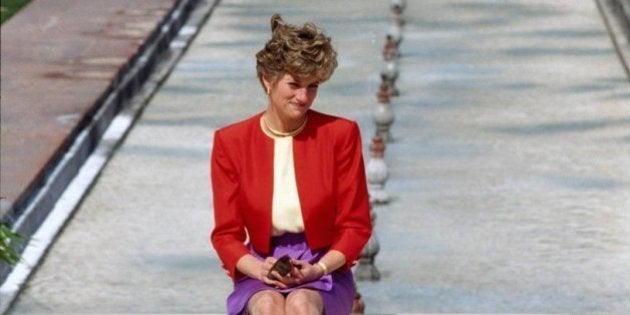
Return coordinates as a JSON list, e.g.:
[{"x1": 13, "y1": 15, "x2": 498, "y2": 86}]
[
  {"x1": 3, "y1": 0, "x2": 630, "y2": 314},
  {"x1": 0, "y1": 0, "x2": 202, "y2": 281}
]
